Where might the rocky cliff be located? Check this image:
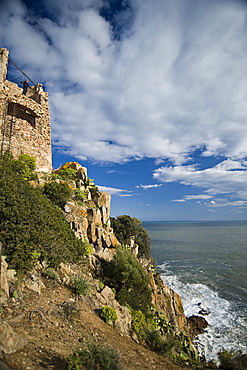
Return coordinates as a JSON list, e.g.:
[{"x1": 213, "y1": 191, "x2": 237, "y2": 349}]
[
  {"x1": 0, "y1": 161, "x2": 202, "y2": 369},
  {"x1": 50, "y1": 162, "x2": 191, "y2": 335}
]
